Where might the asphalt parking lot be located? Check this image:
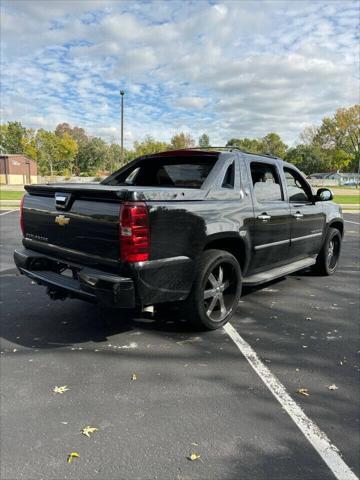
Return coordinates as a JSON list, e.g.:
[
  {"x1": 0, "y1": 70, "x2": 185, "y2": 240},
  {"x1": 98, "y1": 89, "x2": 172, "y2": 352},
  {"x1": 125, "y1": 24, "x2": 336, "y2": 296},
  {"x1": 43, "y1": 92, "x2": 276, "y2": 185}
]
[{"x1": 0, "y1": 209, "x2": 359, "y2": 480}]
